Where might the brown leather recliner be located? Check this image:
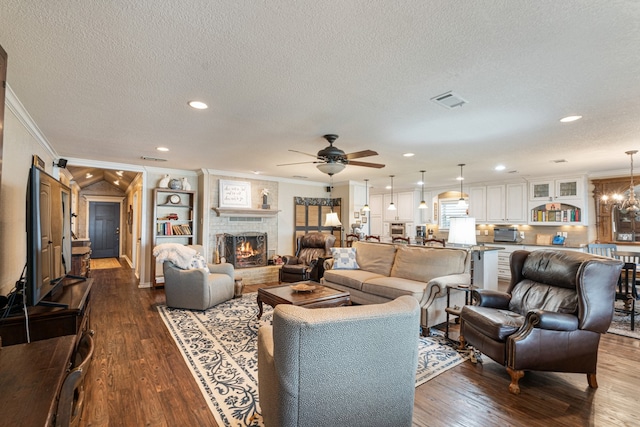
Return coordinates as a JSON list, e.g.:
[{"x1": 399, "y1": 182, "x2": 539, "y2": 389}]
[
  {"x1": 279, "y1": 232, "x2": 336, "y2": 283},
  {"x1": 460, "y1": 249, "x2": 623, "y2": 394}
]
